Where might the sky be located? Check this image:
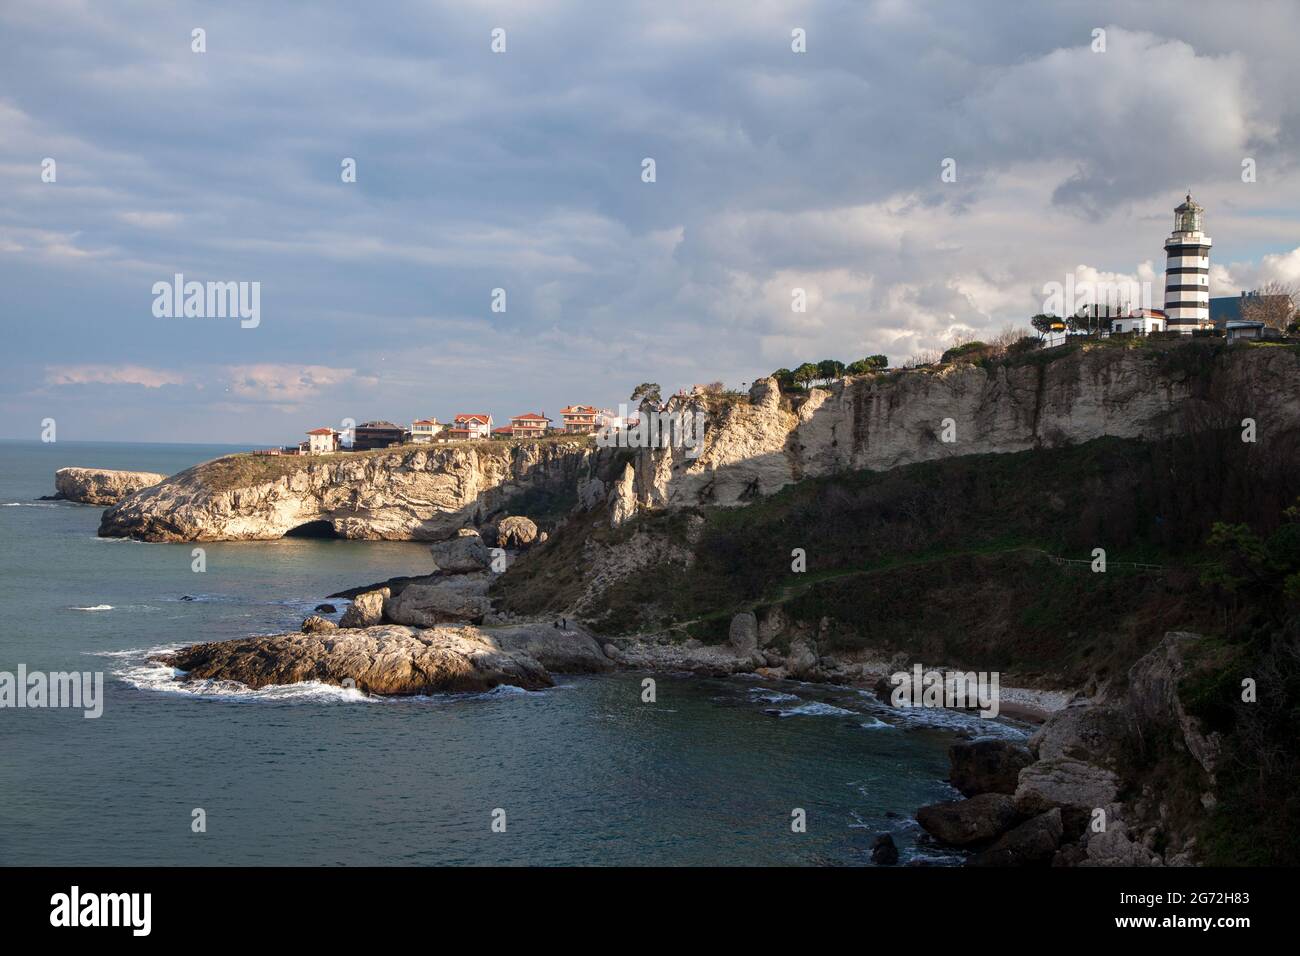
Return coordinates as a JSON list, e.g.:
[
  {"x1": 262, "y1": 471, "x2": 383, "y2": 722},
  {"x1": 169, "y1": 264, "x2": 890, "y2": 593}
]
[{"x1": 2, "y1": 0, "x2": 1299, "y2": 444}]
